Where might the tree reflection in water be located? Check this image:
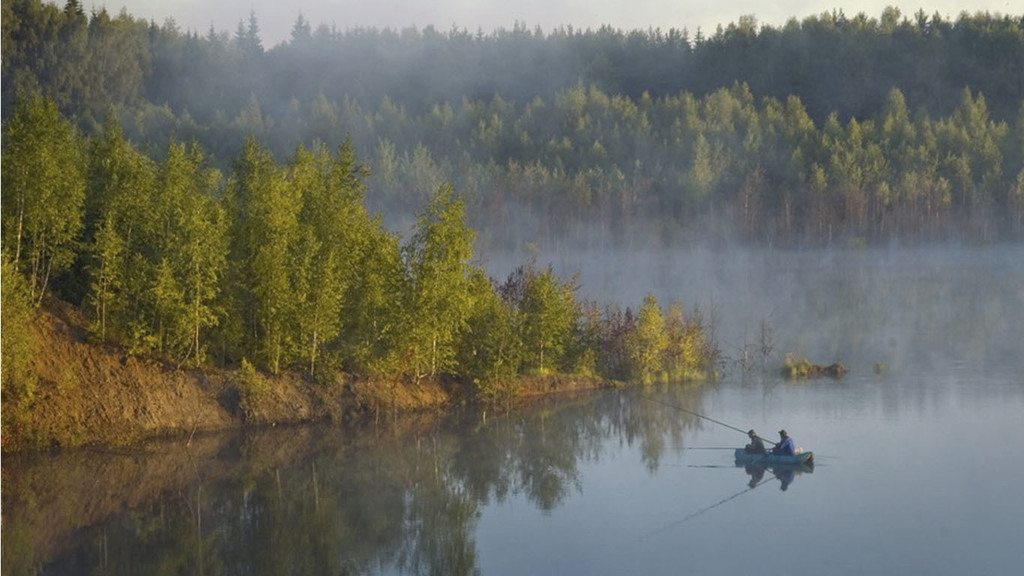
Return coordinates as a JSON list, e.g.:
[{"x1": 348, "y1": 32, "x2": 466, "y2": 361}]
[{"x1": 2, "y1": 385, "x2": 710, "y2": 575}]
